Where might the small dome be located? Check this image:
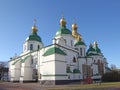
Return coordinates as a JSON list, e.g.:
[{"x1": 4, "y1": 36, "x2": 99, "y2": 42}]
[
  {"x1": 94, "y1": 46, "x2": 101, "y2": 53},
  {"x1": 60, "y1": 17, "x2": 66, "y2": 26},
  {"x1": 93, "y1": 41, "x2": 101, "y2": 53},
  {"x1": 72, "y1": 23, "x2": 77, "y2": 30},
  {"x1": 74, "y1": 40, "x2": 86, "y2": 46},
  {"x1": 32, "y1": 25, "x2": 38, "y2": 33},
  {"x1": 86, "y1": 42, "x2": 102, "y2": 56},
  {"x1": 56, "y1": 26, "x2": 71, "y2": 36},
  {"x1": 26, "y1": 21, "x2": 42, "y2": 42},
  {"x1": 26, "y1": 33, "x2": 42, "y2": 42},
  {"x1": 55, "y1": 17, "x2": 71, "y2": 36},
  {"x1": 94, "y1": 41, "x2": 98, "y2": 47},
  {"x1": 88, "y1": 46, "x2": 95, "y2": 52}
]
